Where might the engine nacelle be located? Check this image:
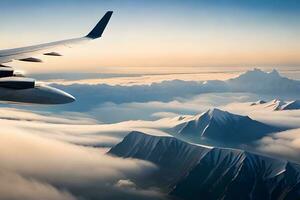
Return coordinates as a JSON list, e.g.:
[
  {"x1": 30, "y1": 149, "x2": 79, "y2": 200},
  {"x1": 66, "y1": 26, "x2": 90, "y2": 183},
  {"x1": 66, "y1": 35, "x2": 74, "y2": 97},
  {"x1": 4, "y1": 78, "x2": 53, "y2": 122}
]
[
  {"x1": 0, "y1": 84, "x2": 75, "y2": 104},
  {"x1": 0, "y1": 77, "x2": 35, "y2": 90},
  {"x1": 0, "y1": 66, "x2": 14, "y2": 78}
]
